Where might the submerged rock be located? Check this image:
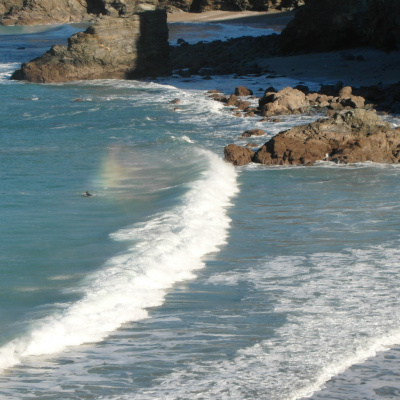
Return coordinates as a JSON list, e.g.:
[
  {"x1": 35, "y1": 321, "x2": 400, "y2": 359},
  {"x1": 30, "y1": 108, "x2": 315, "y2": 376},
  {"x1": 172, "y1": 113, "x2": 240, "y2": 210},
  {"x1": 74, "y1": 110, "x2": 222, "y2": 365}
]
[
  {"x1": 241, "y1": 129, "x2": 266, "y2": 137},
  {"x1": 225, "y1": 109, "x2": 400, "y2": 166}
]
